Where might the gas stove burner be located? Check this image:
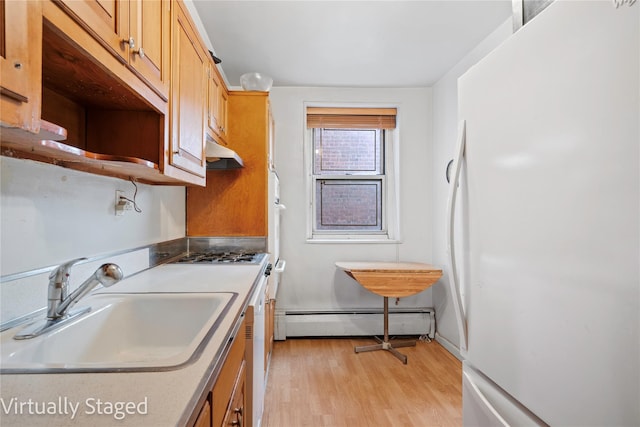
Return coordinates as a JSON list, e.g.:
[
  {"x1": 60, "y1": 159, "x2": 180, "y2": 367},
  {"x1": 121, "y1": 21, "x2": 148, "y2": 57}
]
[{"x1": 174, "y1": 250, "x2": 264, "y2": 264}]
